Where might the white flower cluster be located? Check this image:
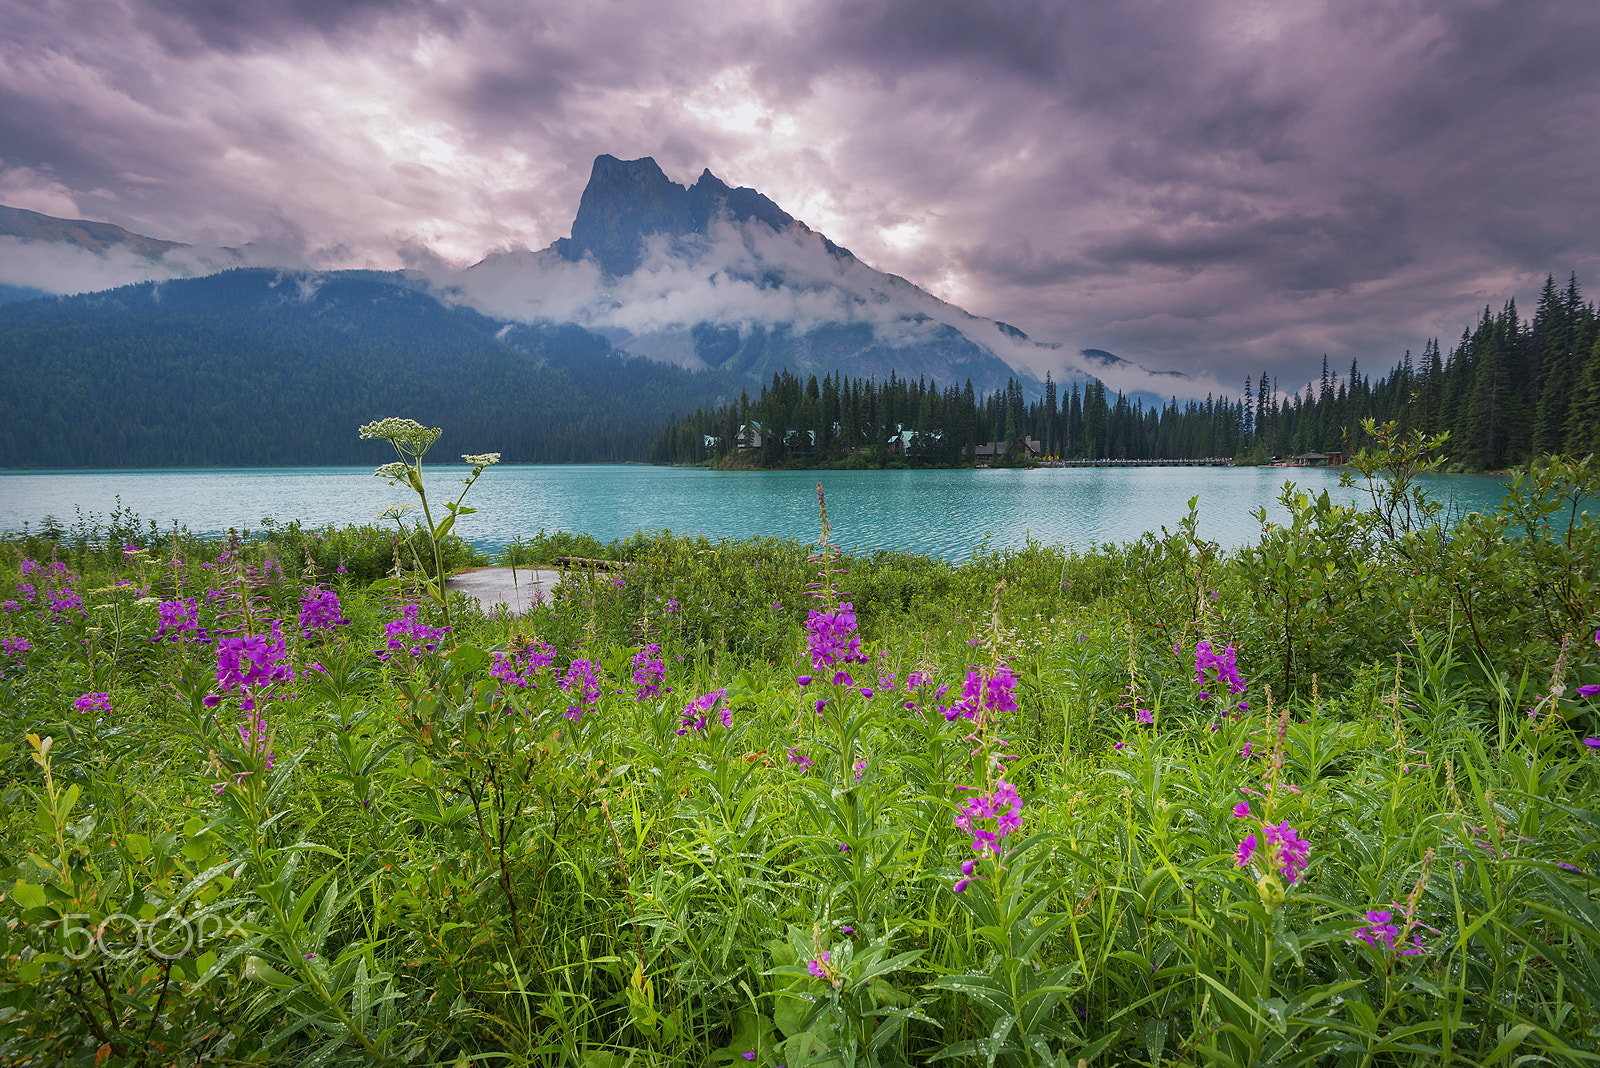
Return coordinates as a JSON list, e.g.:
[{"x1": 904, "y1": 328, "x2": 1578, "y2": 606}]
[
  {"x1": 462, "y1": 453, "x2": 502, "y2": 467},
  {"x1": 372, "y1": 462, "x2": 410, "y2": 484},
  {"x1": 358, "y1": 417, "x2": 443, "y2": 455}
]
